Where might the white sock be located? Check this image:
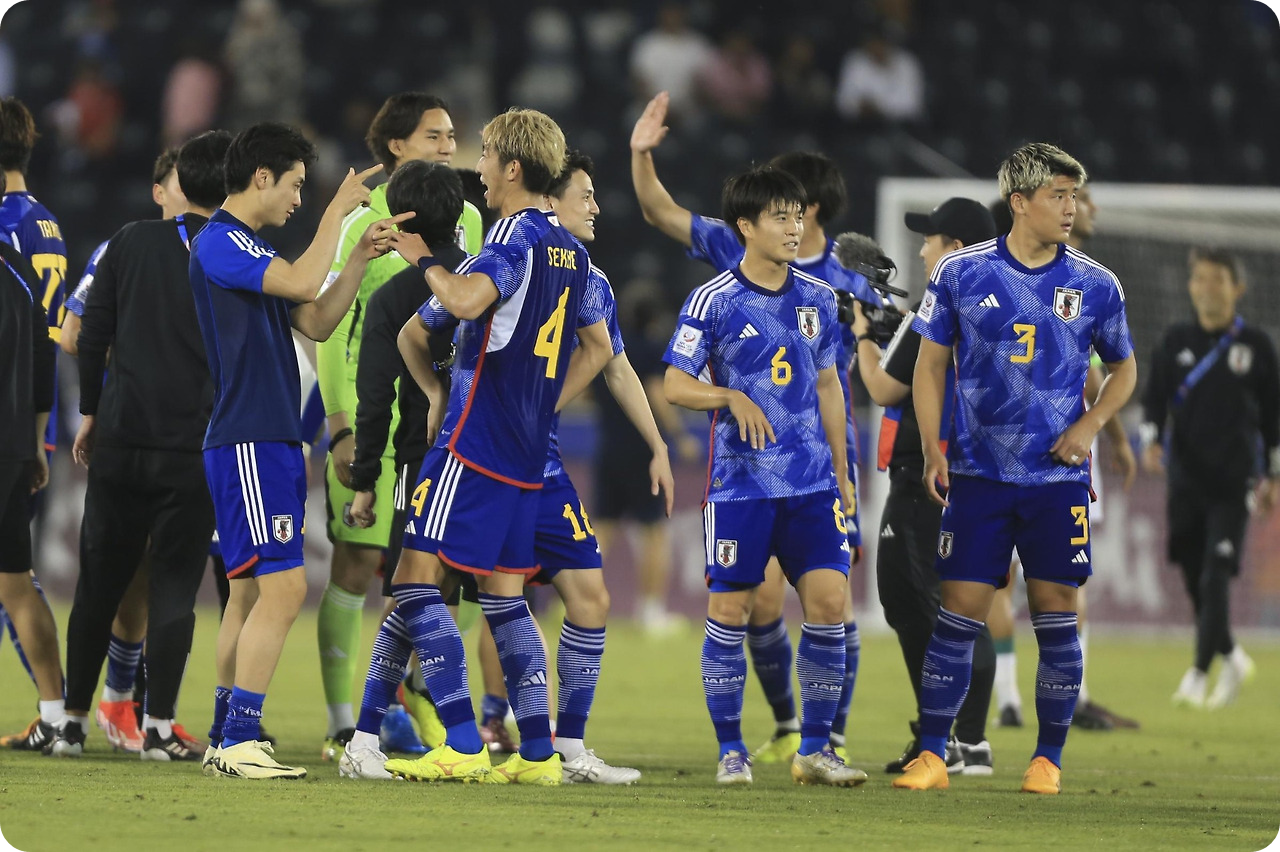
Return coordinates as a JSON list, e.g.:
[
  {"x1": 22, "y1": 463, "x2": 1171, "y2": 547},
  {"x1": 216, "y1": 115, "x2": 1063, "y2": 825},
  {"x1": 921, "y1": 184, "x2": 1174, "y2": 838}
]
[
  {"x1": 1078, "y1": 624, "x2": 1091, "y2": 704},
  {"x1": 350, "y1": 729, "x2": 380, "y2": 752},
  {"x1": 65, "y1": 712, "x2": 89, "y2": 729},
  {"x1": 39, "y1": 699, "x2": 66, "y2": 726},
  {"x1": 829, "y1": 732, "x2": 846, "y2": 747},
  {"x1": 103, "y1": 686, "x2": 133, "y2": 703},
  {"x1": 777, "y1": 716, "x2": 800, "y2": 733},
  {"x1": 327, "y1": 703, "x2": 356, "y2": 736},
  {"x1": 145, "y1": 716, "x2": 173, "y2": 739},
  {"x1": 994, "y1": 652, "x2": 1021, "y2": 708},
  {"x1": 555, "y1": 737, "x2": 585, "y2": 760}
]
